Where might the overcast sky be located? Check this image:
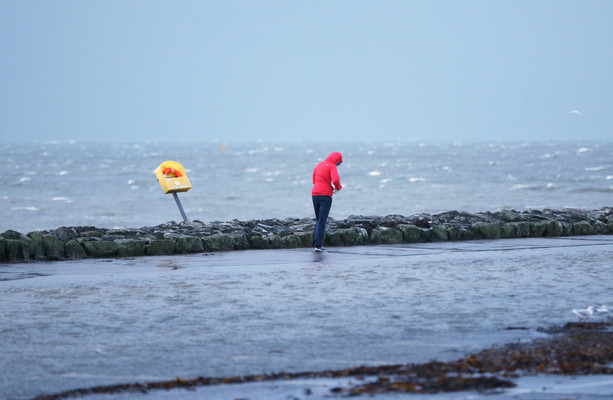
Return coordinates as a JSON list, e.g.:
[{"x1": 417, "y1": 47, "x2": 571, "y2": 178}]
[{"x1": 1, "y1": 1, "x2": 611, "y2": 143}]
